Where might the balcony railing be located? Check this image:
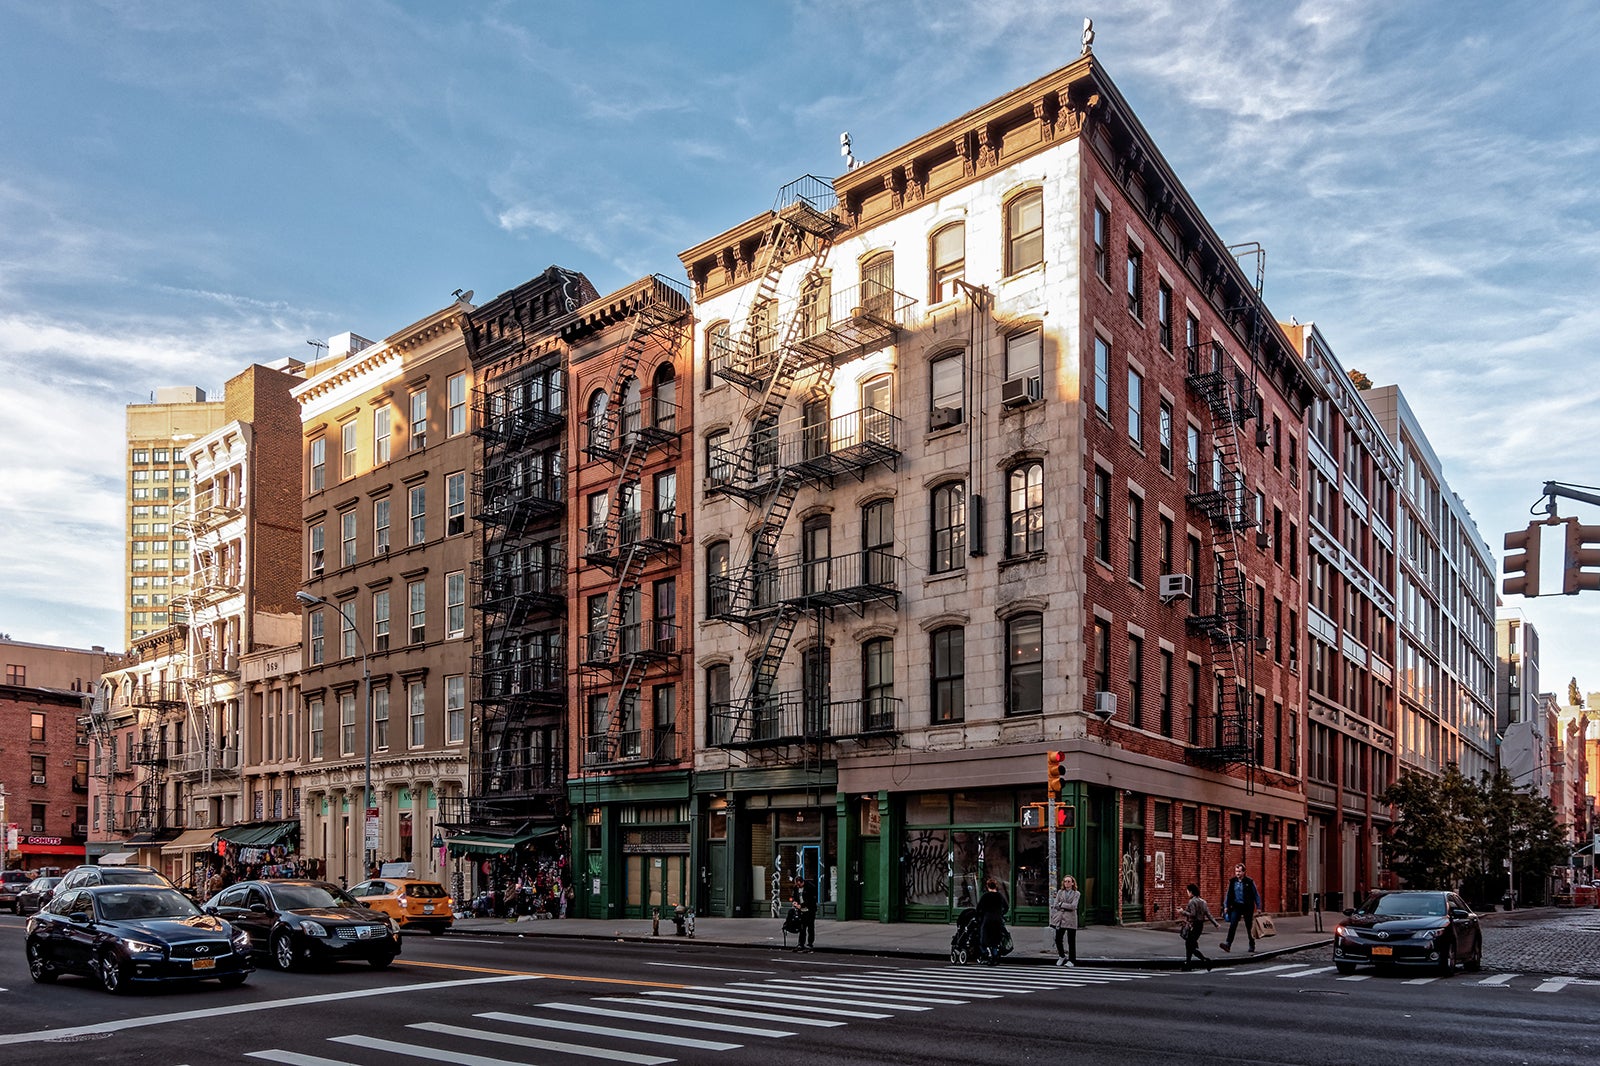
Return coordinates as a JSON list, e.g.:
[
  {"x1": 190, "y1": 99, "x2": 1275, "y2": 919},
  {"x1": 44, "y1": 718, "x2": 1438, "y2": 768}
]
[
  {"x1": 583, "y1": 621, "x2": 681, "y2": 668},
  {"x1": 582, "y1": 724, "x2": 685, "y2": 769},
  {"x1": 707, "y1": 407, "x2": 901, "y2": 500},
  {"x1": 709, "y1": 550, "x2": 899, "y2": 623},
  {"x1": 709, "y1": 693, "x2": 902, "y2": 748},
  {"x1": 475, "y1": 655, "x2": 566, "y2": 705},
  {"x1": 582, "y1": 508, "x2": 681, "y2": 568},
  {"x1": 582, "y1": 399, "x2": 682, "y2": 463}
]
